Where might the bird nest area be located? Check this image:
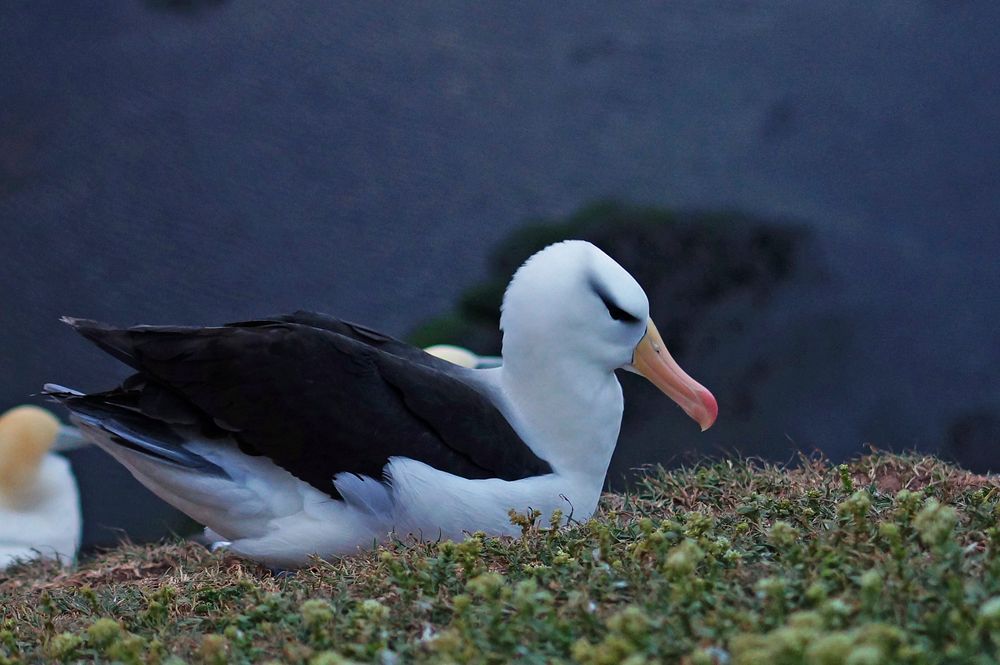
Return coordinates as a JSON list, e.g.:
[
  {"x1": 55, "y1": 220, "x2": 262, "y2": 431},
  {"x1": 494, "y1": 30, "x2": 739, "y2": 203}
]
[{"x1": 3, "y1": 454, "x2": 1000, "y2": 664}]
